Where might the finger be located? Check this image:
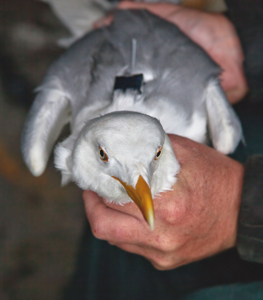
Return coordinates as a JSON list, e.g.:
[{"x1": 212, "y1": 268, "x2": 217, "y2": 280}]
[
  {"x1": 221, "y1": 70, "x2": 248, "y2": 103},
  {"x1": 101, "y1": 196, "x2": 157, "y2": 226},
  {"x1": 209, "y1": 30, "x2": 248, "y2": 103},
  {"x1": 220, "y1": 61, "x2": 248, "y2": 103},
  {"x1": 224, "y1": 85, "x2": 248, "y2": 104},
  {"x1": 115, "y1": 243, "x2": 181, "y2": 270},
  {"x1": 83, "y1": 190, "x2": 137, "y2": 222},
  {"x1": 117, "y1": 1, "x2": 181, "y2": 18},
  {"x1": 83, "y1": 190, "x2": 151, "y2": 244},
  {"x1": 93, "y1": 14, "x2": 113, "y2": 29},
  {"x1": 115, "y1": 242, "x2": 152, "y2": 256}
]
